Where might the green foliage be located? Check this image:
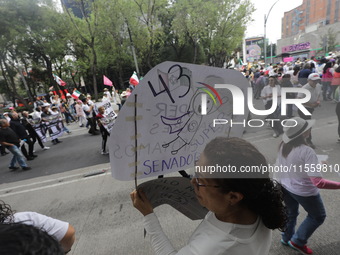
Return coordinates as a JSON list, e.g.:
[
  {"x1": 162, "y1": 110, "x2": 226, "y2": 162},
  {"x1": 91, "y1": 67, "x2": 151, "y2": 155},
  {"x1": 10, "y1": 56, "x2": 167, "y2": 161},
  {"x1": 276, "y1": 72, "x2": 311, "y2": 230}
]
[
  {"x1": 326, "y1": 28, "x2": 339, "y2": 52},
  {"x1": 0, "y1": 0, "x2": 254, "y2": 102}
]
